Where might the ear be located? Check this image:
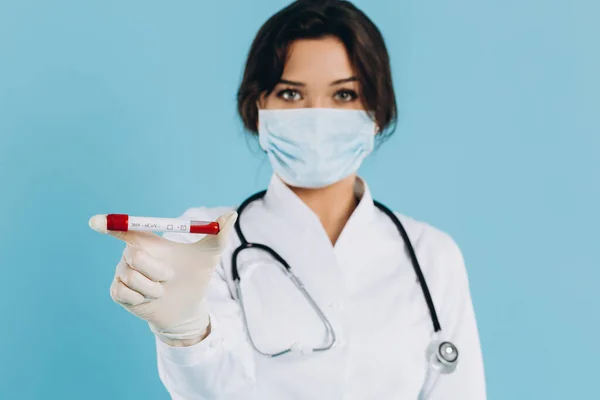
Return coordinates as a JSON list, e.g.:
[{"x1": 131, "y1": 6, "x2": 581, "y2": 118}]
[
  {"x1": 367, "y1": 110, "x2": 379, "y2": 135},
  {"x1": 256, "y1": 92, "x2": 267, "y2": 110}
]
